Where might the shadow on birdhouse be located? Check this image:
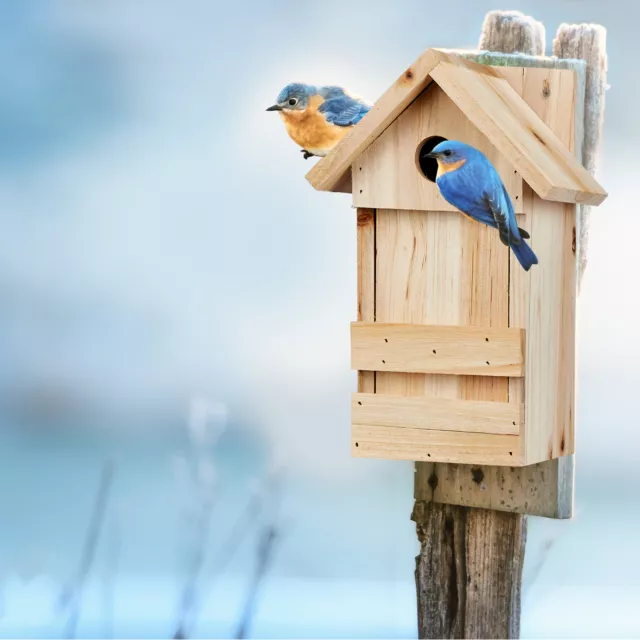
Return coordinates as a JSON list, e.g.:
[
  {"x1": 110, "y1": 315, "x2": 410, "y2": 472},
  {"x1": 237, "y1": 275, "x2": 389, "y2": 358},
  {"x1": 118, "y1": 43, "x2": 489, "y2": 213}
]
[{"x1": 305, "y1": 48, "x2": 607, "y2": 468}]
